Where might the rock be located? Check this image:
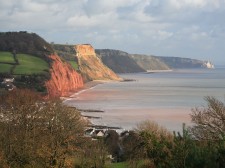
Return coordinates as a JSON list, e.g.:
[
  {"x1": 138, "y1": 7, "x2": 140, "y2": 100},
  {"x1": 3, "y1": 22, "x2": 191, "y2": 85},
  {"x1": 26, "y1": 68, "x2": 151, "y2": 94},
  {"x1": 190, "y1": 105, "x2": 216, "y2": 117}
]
[
  {"x1": 74, "y1": 44, "x2": 121, "y2": 82},
  {"x1": 45, "y1": 54, "x2": 83, "y2": 98}
]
